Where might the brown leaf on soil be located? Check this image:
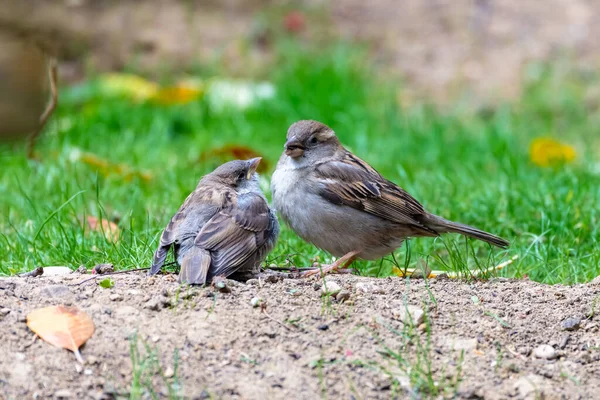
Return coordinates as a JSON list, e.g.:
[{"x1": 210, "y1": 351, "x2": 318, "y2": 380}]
[
  {"x1": 26, "y1": 305, "x2": 95, "y2": 363},
  {"x1": 85, "y1": 216, "x2": 120, "y2": 243},
  {"x1": 197, "y1": 145, "x2": 269, "y2": 172}
]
